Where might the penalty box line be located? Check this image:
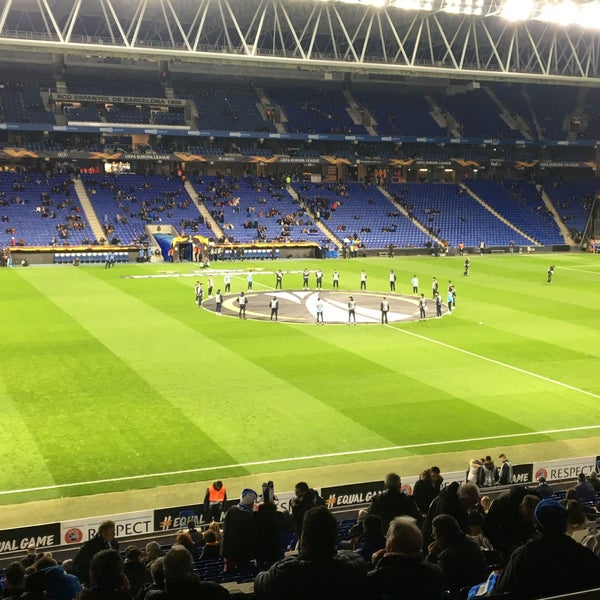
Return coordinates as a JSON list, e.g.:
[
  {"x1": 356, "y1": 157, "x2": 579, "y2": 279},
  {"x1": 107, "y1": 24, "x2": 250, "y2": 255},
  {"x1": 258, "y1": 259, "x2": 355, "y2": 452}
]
[
  {"x1": 386, "y1": 324, "x2": 600, "y2": 401},
  {"x1": 2, "y1": 424, "x2": 600, "y2": 496}
]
